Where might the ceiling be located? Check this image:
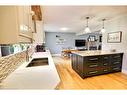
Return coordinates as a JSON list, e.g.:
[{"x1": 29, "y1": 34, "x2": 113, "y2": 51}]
[{"x1": 42, "y1": 6, "x2": 127, "y2": 33}]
